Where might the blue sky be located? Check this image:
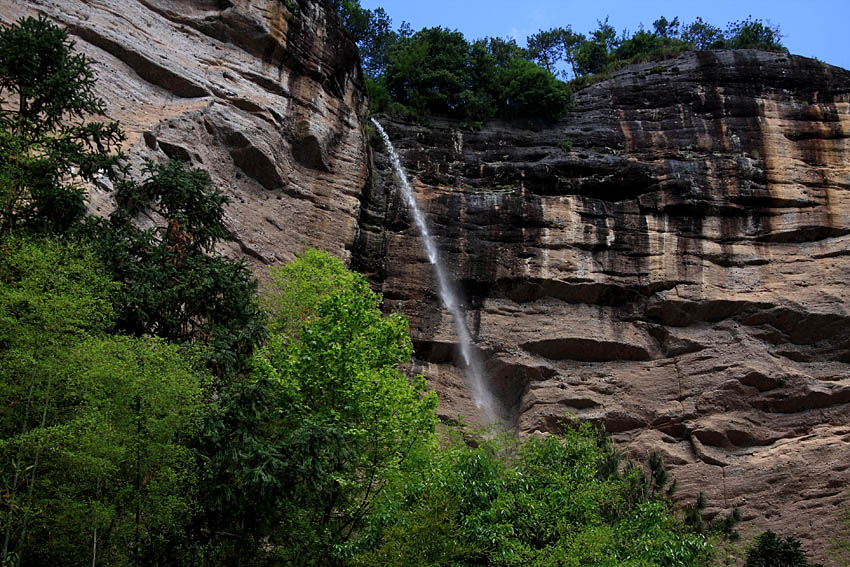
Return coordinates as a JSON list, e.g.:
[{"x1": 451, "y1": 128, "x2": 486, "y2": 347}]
[{"x1": 359, "y1": 0, "x2": 850, "y2": 71}]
